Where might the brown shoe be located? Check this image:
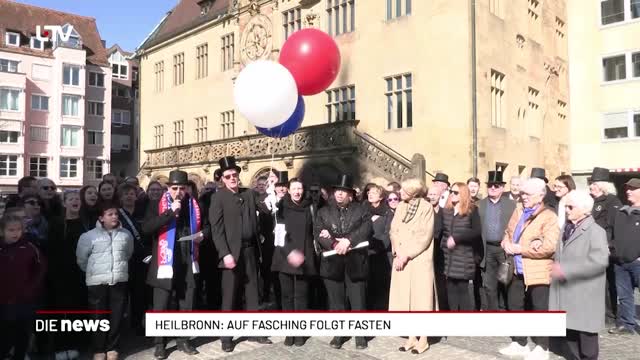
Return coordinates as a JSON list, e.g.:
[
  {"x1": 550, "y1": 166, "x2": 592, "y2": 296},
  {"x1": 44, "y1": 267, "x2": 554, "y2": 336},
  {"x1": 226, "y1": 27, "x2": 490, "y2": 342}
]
[{"x1": 106, "y1": 351, "x2": 119, "y2": 360}]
